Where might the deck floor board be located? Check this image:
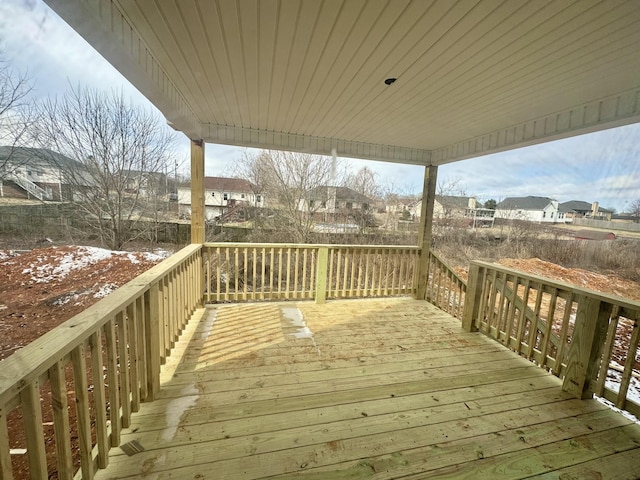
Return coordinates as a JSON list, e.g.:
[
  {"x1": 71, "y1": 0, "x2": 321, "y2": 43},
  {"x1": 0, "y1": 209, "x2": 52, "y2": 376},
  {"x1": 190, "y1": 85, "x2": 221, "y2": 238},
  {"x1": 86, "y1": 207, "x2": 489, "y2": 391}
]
[{"x1": 95, "y1": 298, "x2": 640, "y2": 479}]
